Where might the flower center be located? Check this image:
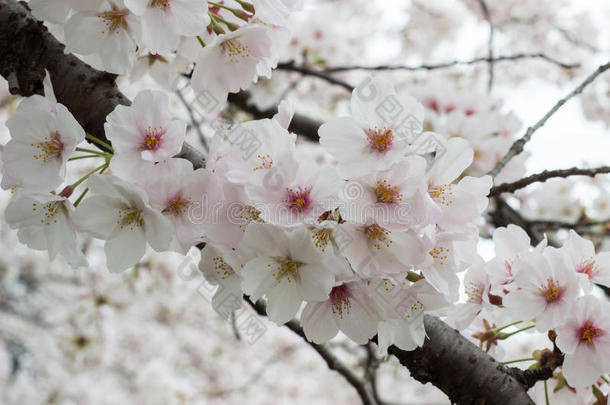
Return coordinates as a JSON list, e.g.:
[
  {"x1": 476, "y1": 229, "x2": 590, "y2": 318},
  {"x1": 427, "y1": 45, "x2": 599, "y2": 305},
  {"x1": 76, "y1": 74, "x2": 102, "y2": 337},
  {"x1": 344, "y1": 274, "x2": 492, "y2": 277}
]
[
  {"x1": 465, "y1": 282, "x2": 483, "y2": 303},
  {"x1": 32, "y1": 201, "x2": 62, "y2": 225},
  {"x1": 32, "y1": 132, "x2": 63, "y2": 163},
  {"x1": 375, "y1": 180, "x2": 403, "y2": 204},
  {"x1": 140, "y1": 126, "x2": 165, "y2": 151},
  {"x1": 429, "y1": 184, "x2": 454, "y2": 207},
  {"x1": 538, "y1": 278, "x2": 564, "y2": 304},
  {"x1": 253, "y1": 154, "x2": 273, "y2": 171},
  {"x1": 367, "y1": 127, "x2": 393, "y2": 152},
  {"x1": 312, "y1": 228, "x2": 332, "y2": 252},
  {"x1": 577, "y1": 321, "x2": 604, "y2": 346},
  {"x1": 285, "y1": 186, "x2": 312, "y2": 213},
  {"x1": 365, "y1": 224, "x2": 391, "y2": 250},
  {"x1": 330, "y1": 285, "x2": 351, "y2": 318},
  {"x1": 213, "y1": 256, "x2": 234, "y2": 281},
  {"x1": 163, "y1": 194, "x2": 192, "y2": 216},
  {"x1": 98, "y1": 5, "x2": 130, "y2": 34},
  {"x1": 429, "y1": 246, "x2": 450, "y2": 266},
  {"x1": 576, "y1": 258, "x2": 599, "y2": 279},
  {"x1": 238, "y1": 205, "x2": 264, "y2": 231},
  {"x1": 150, "y1": 0, "x2": 170, "y2": 11},
  {"x1": 268, "y1": 257, "x2": 300, "y2": 283},
  {"x1": 117, "y1": 207, "x2": 143, "y2": 230},
  {"x1": 223, "y1": 39, "x2": 251, "y2": 64}
]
